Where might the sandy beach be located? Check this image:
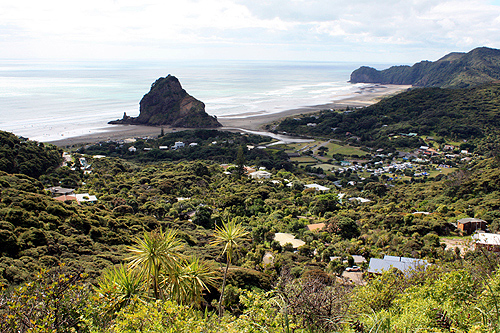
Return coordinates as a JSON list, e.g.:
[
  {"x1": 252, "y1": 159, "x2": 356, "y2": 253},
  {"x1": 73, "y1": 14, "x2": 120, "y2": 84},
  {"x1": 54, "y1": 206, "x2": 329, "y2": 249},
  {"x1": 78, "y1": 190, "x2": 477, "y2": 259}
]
[{"x1": 48, "y1": 84, "x2": 410, "y2": 147}]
